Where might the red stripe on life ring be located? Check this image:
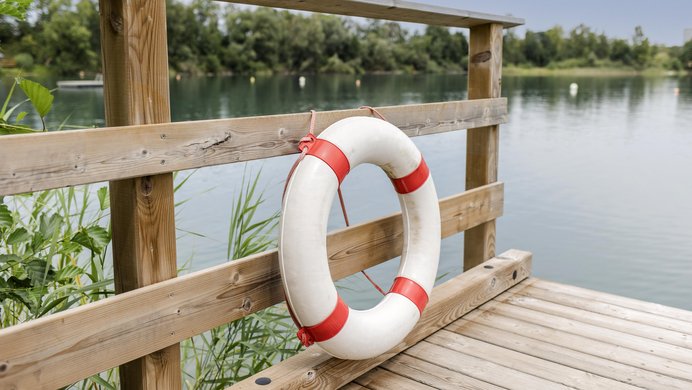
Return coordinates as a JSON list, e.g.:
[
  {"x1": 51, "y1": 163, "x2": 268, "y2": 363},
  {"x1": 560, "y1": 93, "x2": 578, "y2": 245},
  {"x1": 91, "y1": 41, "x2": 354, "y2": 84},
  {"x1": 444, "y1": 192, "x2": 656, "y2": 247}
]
[
  {"x1": 297, "y1": 295, "x2": 349, "y2": 346},
  {"x1": 306, "y1": 139, "x2": 350, "y2": 184},
  {"x1": 389, "y1": 277, "x2": 429, "y2": 315},
  {"x1": 391, "y1": 157, "x2": 429, "y2": 194}
]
